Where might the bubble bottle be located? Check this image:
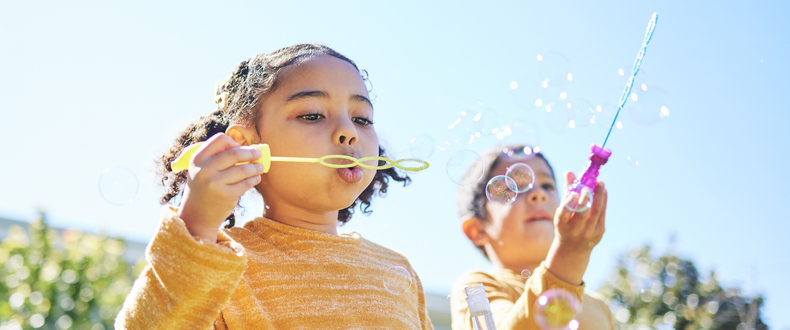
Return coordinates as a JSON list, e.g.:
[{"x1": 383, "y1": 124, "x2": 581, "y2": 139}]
[
  {"x1": 465, "y1": 283, "x2": 497, "y2": 330},
  {"x1": 565, "y1": 144, "x2": 611, "y2": 212}
]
